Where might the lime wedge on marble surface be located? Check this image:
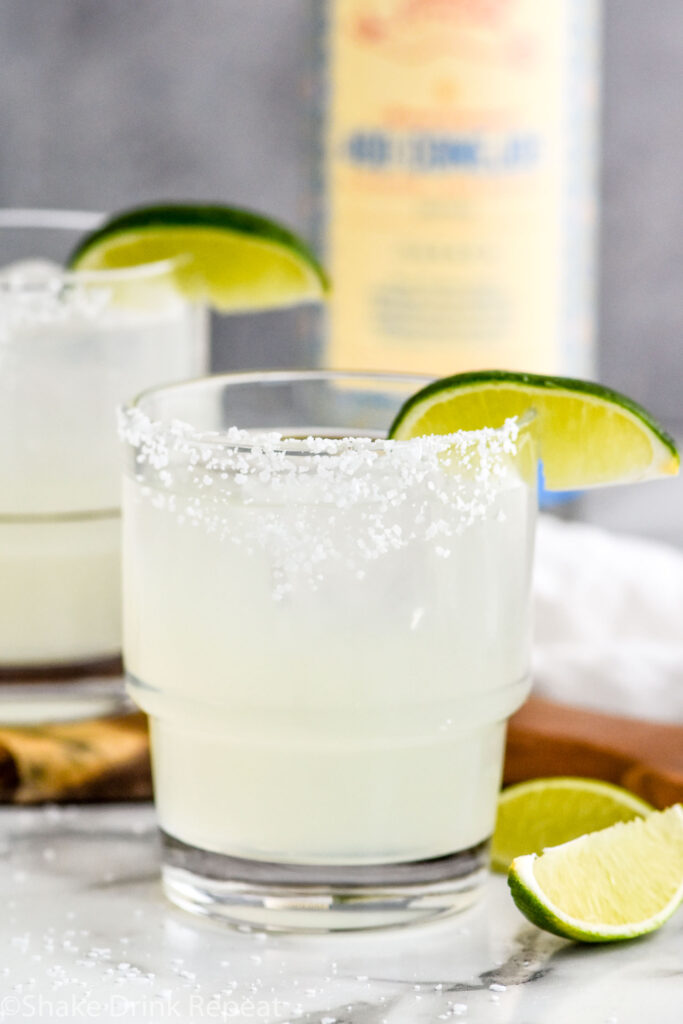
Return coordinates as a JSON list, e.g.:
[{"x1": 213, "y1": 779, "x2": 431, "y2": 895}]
[
  {"x1": 491, "y1": 777, "x2": 653, "y2": 872},
  {"x1": 388, "y1": 370, "x2": 679, "y2": 489},
  {"x1": 69, "y1": 203, "x2": 329, "y2": 312},
  {"x1": 508, "y1": 804, "x2": 683, "y2": 942}
]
